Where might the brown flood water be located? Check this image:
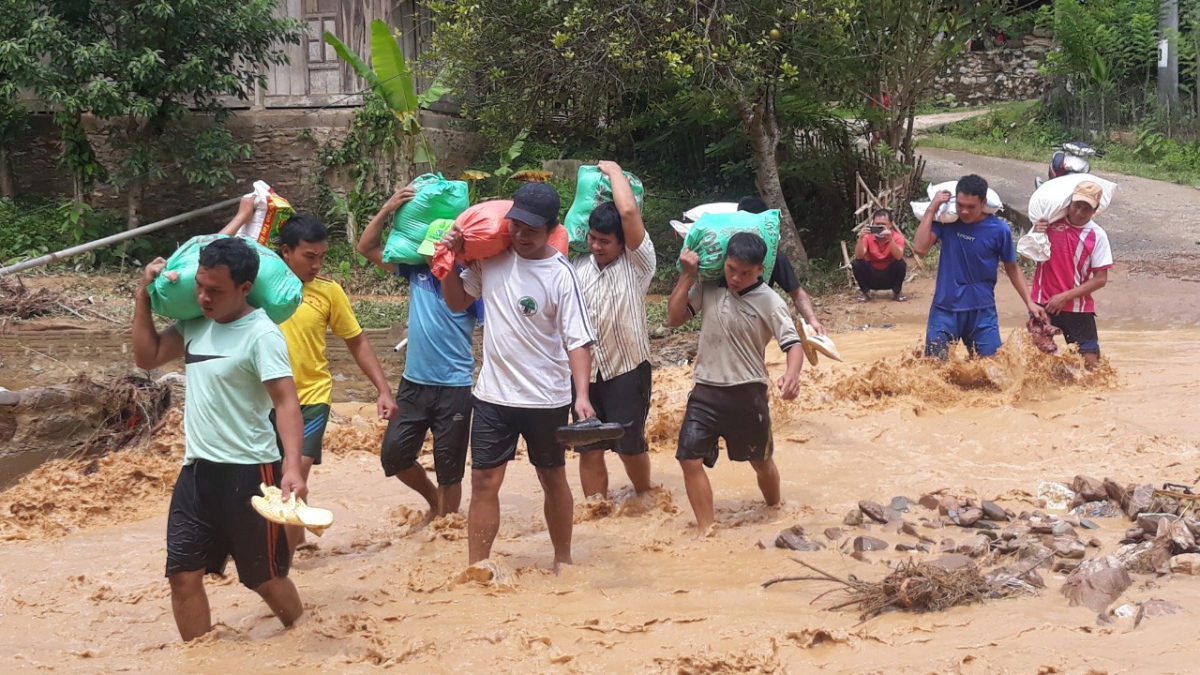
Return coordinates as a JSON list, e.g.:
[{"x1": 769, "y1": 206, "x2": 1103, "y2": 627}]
[{"x1": 3, "y1": 312, "x2": 1200, "y2": 674}]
